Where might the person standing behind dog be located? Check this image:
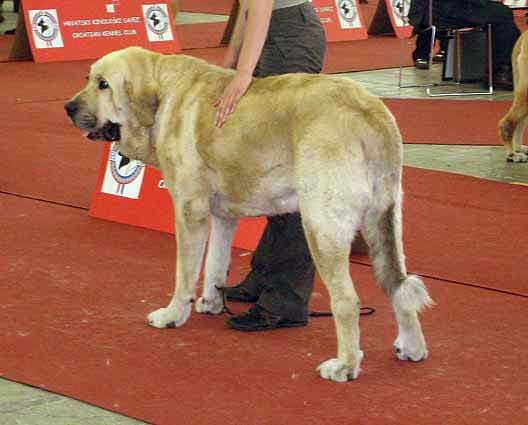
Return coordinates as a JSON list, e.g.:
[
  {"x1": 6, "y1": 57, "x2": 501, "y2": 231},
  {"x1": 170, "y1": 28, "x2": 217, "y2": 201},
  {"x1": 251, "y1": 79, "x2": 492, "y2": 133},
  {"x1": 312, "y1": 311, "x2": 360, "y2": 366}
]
[{"x1": 213, "y1": 0, "x2": 327, "y2": 331}]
